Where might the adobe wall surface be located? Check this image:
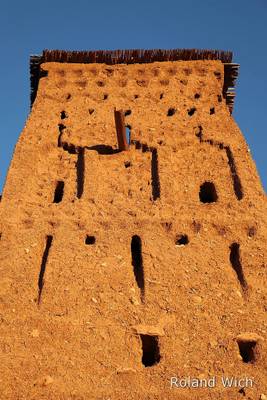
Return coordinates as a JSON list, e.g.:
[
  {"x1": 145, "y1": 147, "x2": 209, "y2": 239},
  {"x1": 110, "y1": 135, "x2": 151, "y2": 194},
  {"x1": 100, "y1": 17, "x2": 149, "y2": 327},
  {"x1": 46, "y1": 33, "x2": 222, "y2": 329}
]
[{"x1": 0, "y1": 59, "x2": 266, "y2": 400}]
